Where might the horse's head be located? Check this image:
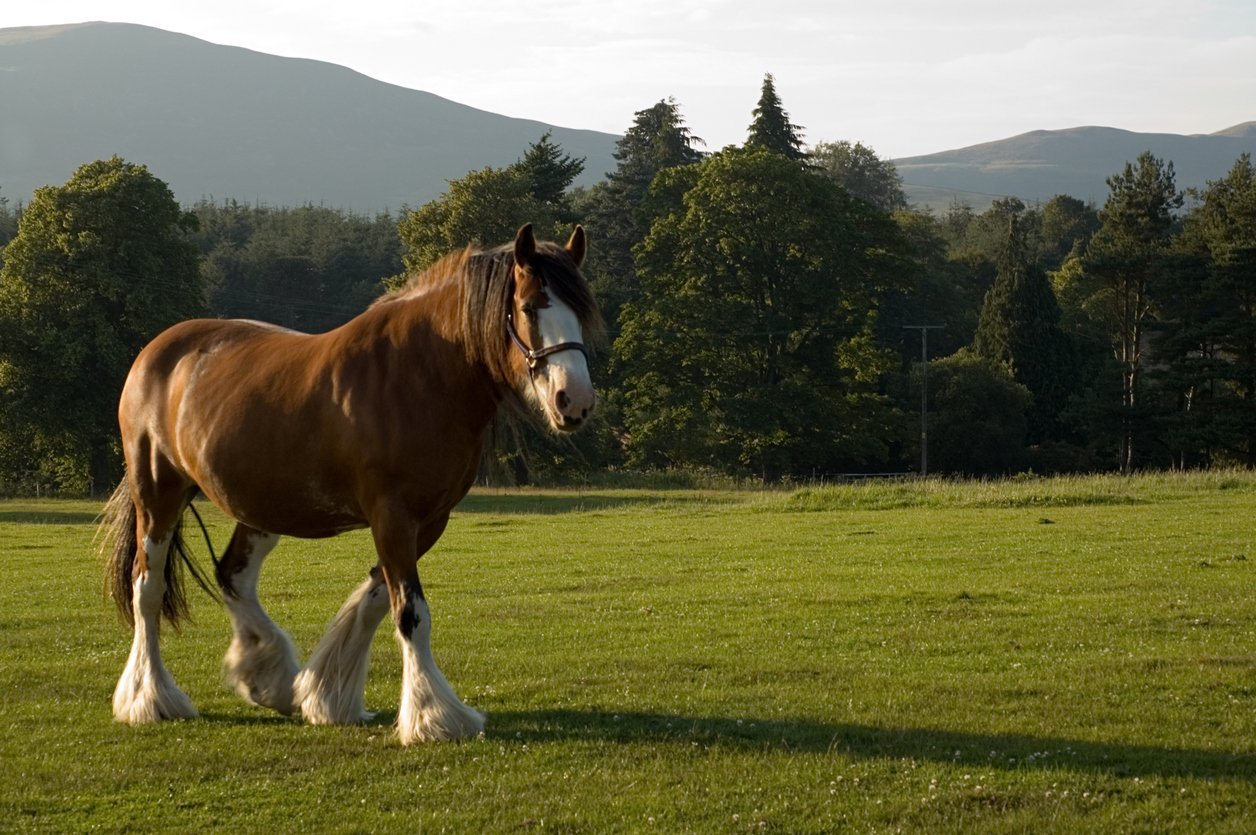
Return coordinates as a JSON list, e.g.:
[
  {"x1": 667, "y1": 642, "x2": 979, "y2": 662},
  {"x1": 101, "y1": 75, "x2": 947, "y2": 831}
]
[{"x1": 507, "y1": 224, "x2": 599, "y2": 433}]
